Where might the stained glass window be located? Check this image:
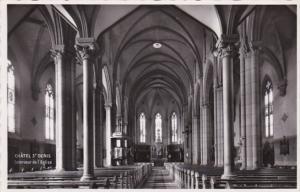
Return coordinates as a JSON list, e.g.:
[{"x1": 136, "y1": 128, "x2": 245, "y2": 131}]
[
  {"x1": 7, "y1": 61, "x2": 15, "y2": 133},
  {"x1": 139, "y1": 113, "x2": 146, "y2": 143},
  {"x1": 171, "y1": 112, "x2": 177, "y2": 143},
  {"x1": 264, "y1": 80, "x2": 273, "y2": 137},
  {"x1": 45, "y1": 84, "x2": 54, "y2": 140},
  {"x1": 155, "y1": 113, "x2": 162, "y2": 142}
]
